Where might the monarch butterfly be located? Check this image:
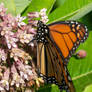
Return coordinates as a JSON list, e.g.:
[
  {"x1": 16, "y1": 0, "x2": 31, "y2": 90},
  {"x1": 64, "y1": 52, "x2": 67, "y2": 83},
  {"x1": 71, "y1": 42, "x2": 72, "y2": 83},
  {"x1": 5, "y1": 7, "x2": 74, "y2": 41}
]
[{"x1": 33, "y1": 20, "x2": 88, "y2": 92}]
